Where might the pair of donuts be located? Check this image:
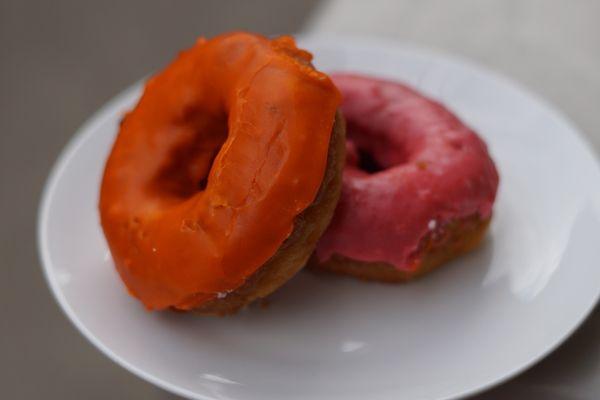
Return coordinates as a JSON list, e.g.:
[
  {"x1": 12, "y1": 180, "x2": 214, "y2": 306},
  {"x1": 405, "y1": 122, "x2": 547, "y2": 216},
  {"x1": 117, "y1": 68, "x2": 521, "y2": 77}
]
[{"x1": 99, "y1": 32, "x2": 499, "y2": 314}]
